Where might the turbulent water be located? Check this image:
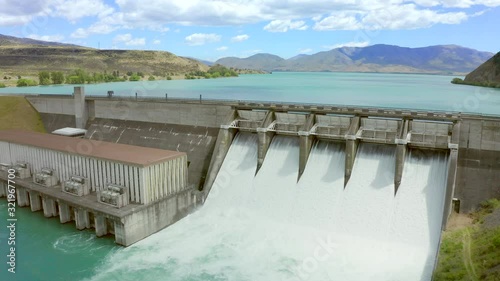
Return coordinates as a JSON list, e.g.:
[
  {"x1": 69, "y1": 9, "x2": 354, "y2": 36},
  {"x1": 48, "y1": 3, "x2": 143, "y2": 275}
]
[{"x1": 70, "y1": 133, "x2": 448, "y2": 281}]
